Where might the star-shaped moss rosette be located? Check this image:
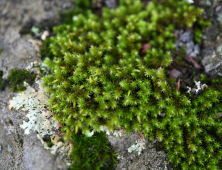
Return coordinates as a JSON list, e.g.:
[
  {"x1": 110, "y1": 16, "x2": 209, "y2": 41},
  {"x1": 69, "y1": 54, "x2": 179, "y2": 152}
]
[{"x1": 42, "y1": 0, "x2": 222, "y2": 169}]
